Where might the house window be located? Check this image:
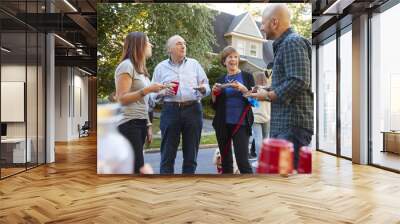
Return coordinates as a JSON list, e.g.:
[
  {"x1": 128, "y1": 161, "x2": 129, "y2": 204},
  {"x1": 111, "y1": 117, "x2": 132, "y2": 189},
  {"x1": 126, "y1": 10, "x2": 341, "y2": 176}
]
[
  {"x1": 237, "y1": 41, "x2": 245, "y2": 55},
  {"x1": 250, "y1": 44, "x2": 257, "y2": 57}
]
